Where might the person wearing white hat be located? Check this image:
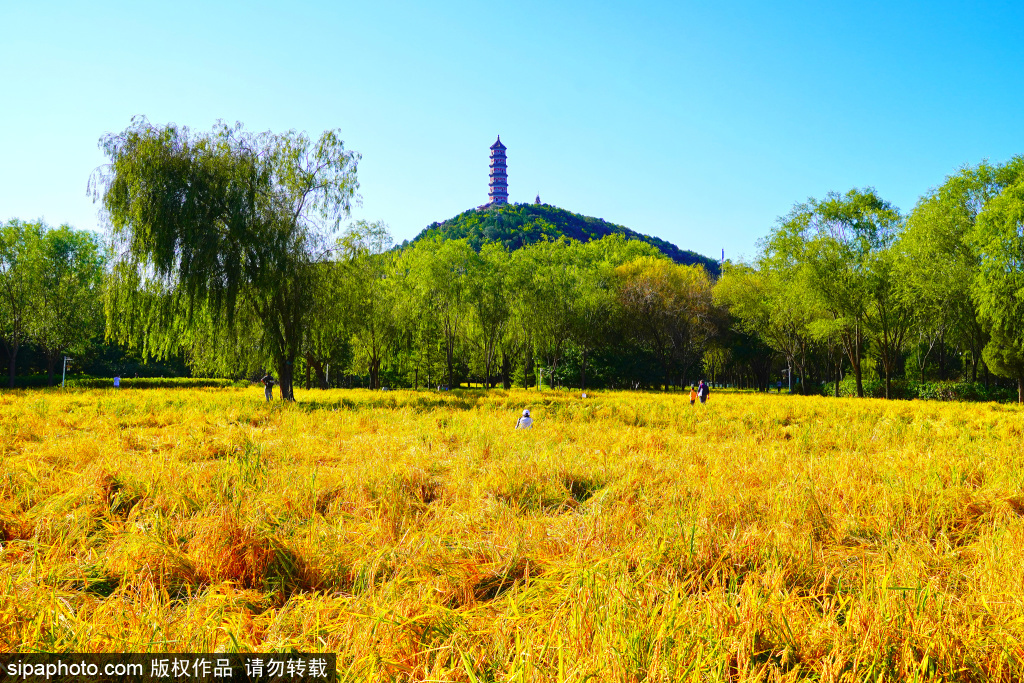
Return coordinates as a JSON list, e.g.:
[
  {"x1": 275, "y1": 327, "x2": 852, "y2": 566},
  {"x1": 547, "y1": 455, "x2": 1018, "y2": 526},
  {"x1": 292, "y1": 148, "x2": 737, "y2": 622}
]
[{"x1": 515, "y1": 409, "x2": 533, "y2": 429}]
